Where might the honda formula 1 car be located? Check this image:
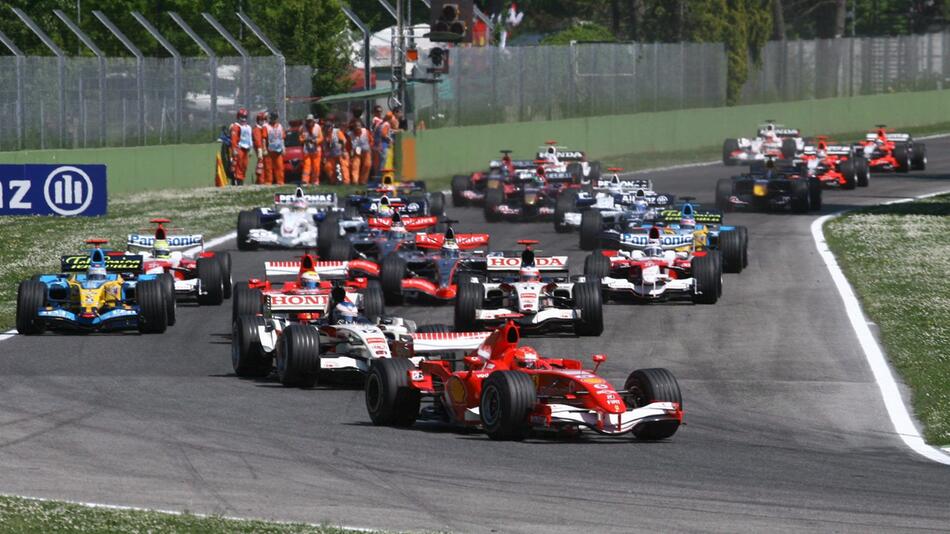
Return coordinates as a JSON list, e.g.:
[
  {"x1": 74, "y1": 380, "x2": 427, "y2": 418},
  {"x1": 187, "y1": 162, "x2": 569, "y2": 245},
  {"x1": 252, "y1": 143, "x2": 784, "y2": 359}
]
[
  {"x1": 237, "y1": 187, "x2": 339, "y2": 250},
  {"x1": 365, "y1": 321, "x2": 684, "y2": 441},
  {"x1": 853, "y1": 126, "x2": 926, "y2": 173},
  {"x1": 723, "y1": 121, "x2": 804, "y2": 165},
  {"x1": 16, "y1": 239, "x2": 171, "y2": 334},
  {"x1": 715, "y1": 159, "x2": 822, "y2": 213},
  {"x1": 454, "y1": 241, "x2": 603, "y2": 336}
]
